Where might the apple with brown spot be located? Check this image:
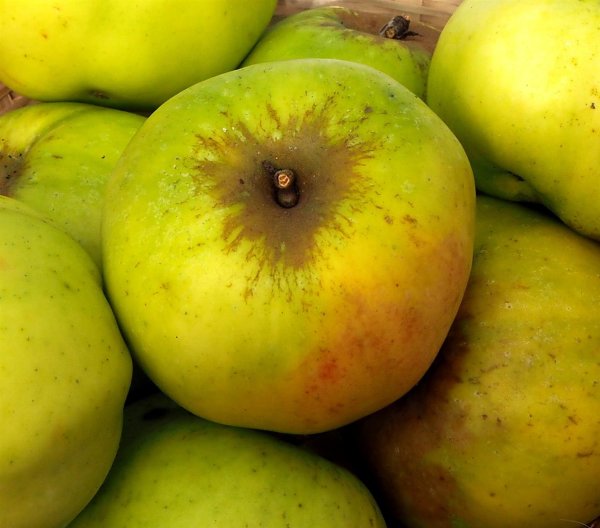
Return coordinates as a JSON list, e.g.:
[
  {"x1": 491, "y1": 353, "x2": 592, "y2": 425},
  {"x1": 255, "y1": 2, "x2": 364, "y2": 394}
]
[{"x1": 102, "y1": 58, "x2": 475, "y2": 434}]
